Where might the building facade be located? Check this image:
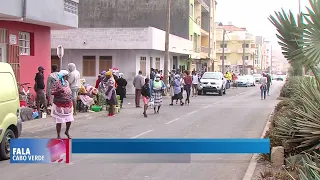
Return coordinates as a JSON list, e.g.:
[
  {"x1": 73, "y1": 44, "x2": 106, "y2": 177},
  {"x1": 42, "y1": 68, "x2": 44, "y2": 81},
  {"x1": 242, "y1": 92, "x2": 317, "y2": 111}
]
[
  {"x1": 216, "y1": 24, "x2": 256, "y2": 74},
  {"x1": 51, "y1": 27, "x2": 193, "y2": 94},
  {"x1": 78, "y1": 0, "x2": 216, "y2": 72},
  {"x1": 0, "y1": 0, "x2": 78, "y2": 87}
]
